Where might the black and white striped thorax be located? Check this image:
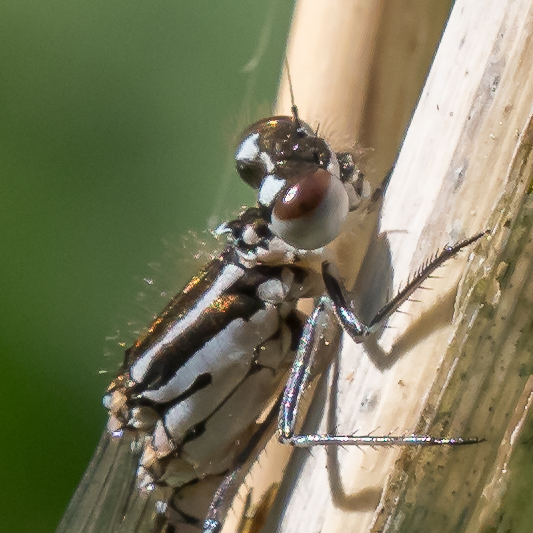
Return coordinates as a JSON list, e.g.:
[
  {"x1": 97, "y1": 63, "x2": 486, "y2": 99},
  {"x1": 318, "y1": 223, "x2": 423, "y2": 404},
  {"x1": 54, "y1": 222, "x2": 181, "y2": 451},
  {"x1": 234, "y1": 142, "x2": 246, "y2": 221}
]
[{"x1": 104, "y1": 207, "x2": 323, "y2": 527}]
